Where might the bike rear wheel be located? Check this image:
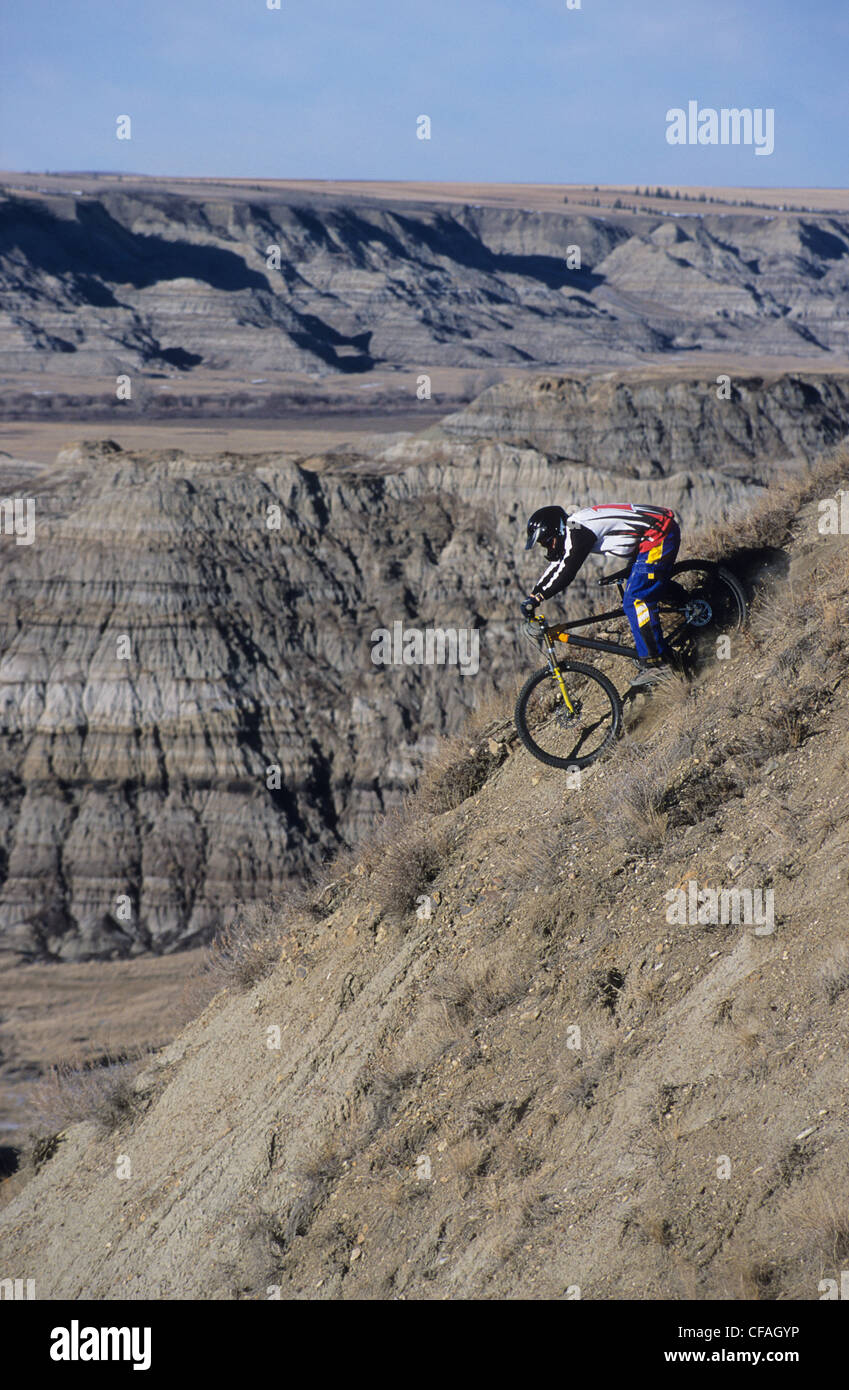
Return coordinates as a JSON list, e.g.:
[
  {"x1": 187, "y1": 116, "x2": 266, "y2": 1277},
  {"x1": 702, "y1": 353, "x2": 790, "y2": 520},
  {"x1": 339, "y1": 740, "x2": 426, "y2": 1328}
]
[
  {"x1": 515, "y1": 660, "x2": 623, "y2": 769},
  {"x1": 660, "y1": 560, "x2": 747, "y2": 653}
]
